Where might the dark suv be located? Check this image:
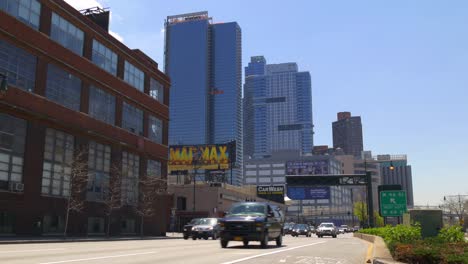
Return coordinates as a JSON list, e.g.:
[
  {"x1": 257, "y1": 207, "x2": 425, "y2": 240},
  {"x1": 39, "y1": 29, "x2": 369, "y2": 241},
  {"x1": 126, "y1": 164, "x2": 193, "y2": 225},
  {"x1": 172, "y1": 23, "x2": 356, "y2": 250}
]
[
  {"x1": 183, "y1": 218, "x2": 202, "y2": 240},
  {"x1": 219, "y1": 202, "x2": 284, "y2": 248}
]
